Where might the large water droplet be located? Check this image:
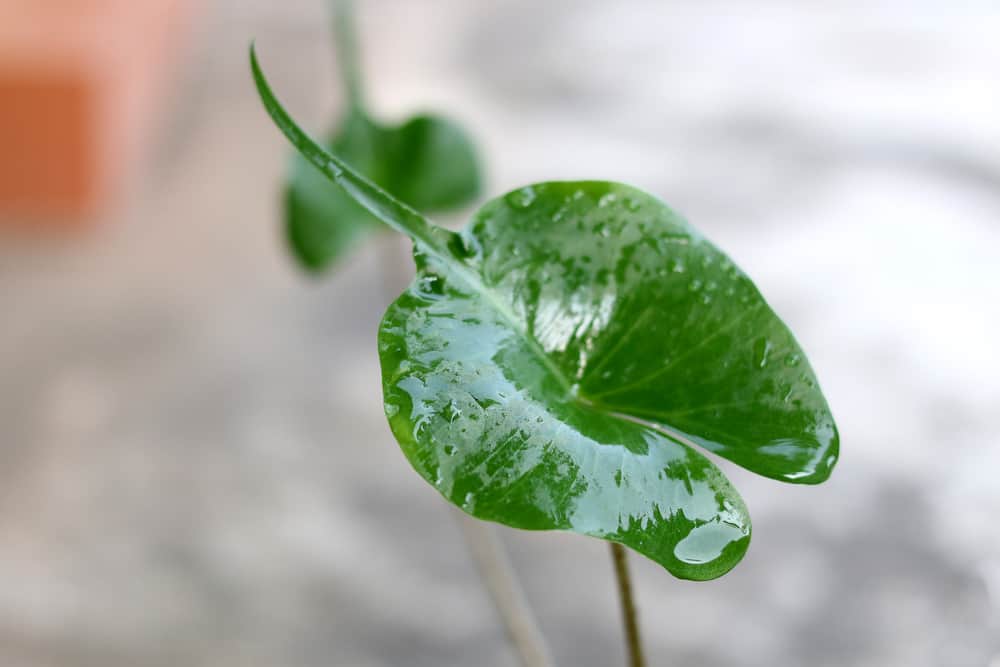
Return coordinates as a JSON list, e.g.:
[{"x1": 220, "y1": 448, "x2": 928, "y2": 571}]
[{"x1": 673, "y1": 522, "x2": 747, "y2": 565}]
